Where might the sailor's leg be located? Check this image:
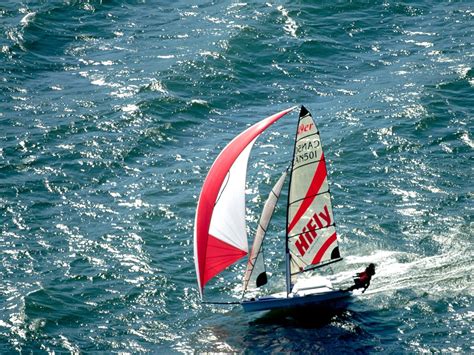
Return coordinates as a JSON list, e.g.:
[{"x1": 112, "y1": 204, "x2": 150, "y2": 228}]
[{"x1": 342, "y1": 284, "x2": 357, "y2": 292}]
